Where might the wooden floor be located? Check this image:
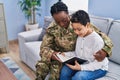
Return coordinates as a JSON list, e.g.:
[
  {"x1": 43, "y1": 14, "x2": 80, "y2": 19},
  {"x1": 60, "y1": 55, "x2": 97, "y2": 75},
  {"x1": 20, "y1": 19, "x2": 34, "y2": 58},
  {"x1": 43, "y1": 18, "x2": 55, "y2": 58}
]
[{"x1": 0, "y1": 40, "x2": 36, "y2": 80}]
